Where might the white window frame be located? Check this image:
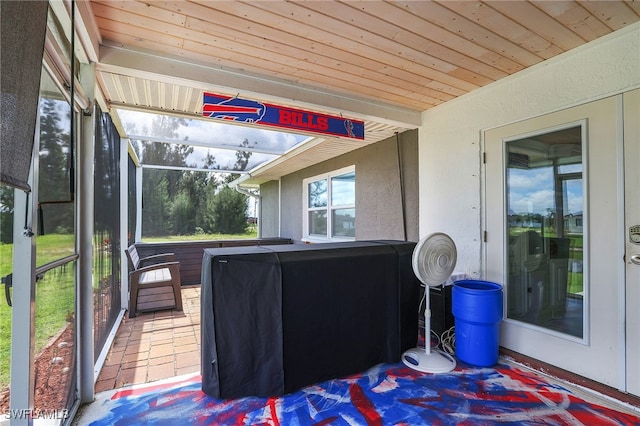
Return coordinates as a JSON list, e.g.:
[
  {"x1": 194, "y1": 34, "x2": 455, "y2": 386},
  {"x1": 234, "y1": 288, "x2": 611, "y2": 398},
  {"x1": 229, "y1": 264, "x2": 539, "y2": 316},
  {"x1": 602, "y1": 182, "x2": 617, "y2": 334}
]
[{"x1": 302, "y1": 165, "x2": 355, "y2": 243}]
